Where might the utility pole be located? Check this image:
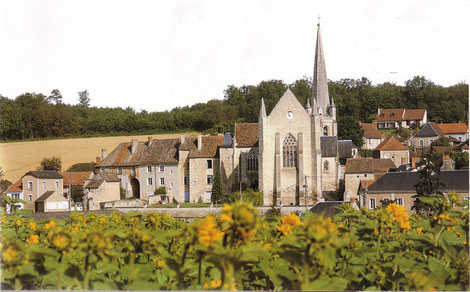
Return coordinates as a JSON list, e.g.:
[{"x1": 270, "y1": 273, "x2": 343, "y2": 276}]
[{"x1": 304, "y1": 176, "x2": 308, "y2": 212}]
